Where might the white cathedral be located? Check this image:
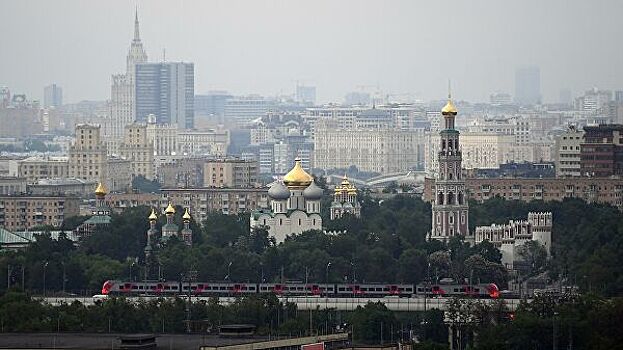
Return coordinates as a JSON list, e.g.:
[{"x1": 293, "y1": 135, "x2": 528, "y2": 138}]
[{"x1": 251, "y1": 158, "x2": 323, "y2": 243}]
